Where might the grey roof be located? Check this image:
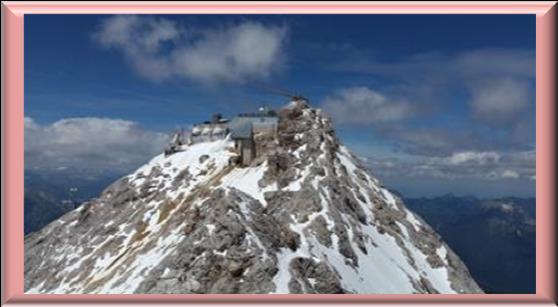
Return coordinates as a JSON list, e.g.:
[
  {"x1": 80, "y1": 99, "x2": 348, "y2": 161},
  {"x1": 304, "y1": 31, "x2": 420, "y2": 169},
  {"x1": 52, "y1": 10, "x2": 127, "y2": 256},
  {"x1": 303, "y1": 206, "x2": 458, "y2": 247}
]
[{"x1": 228, "y1": 118, "x2": 253, "y2": 139}]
